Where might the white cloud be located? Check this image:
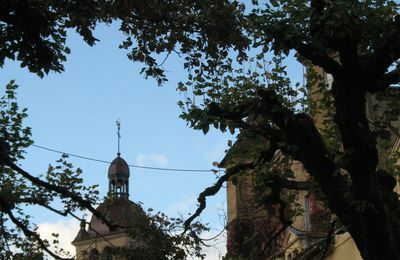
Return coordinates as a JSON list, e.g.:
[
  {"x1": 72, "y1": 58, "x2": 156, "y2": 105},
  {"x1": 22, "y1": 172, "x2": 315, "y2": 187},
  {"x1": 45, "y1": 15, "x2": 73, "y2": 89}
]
[
  {"x1": 166, "y1": 198, "x2": 227, "y2": 259},
  {"x1": 37, "y1": 218, "x2": 80, "y2": 258},
  {"x1": 36, "y1": 215, "x2": 227, "y2": 259},
  {"x1": 166, "y1": 196, "x2": 196, "y2": 216},
  {"x1": 135, "y1": 153, "x2": 168, "y2": 167},
  {"x1": 201, "y1": 229, "x2": 227, "y2": 260}
]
